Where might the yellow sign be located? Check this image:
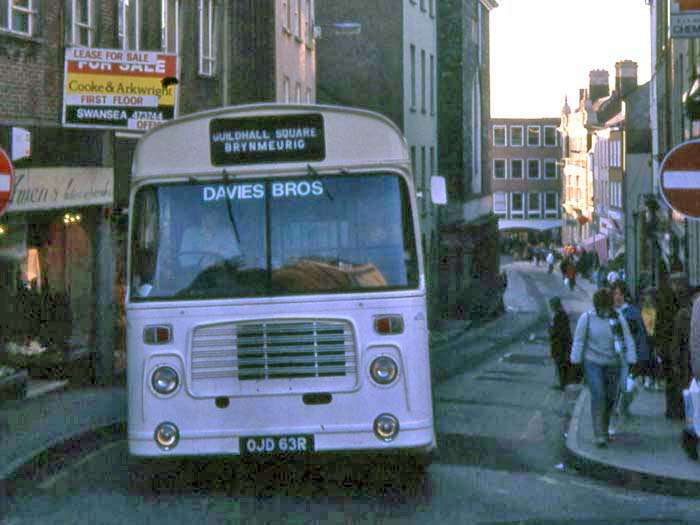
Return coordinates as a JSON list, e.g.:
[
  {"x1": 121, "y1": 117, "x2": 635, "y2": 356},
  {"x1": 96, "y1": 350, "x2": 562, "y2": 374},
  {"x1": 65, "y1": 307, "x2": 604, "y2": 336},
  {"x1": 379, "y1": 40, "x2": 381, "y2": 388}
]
[{"x1": 62, "y1": 47, "x2": 178, "y2": 130}]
